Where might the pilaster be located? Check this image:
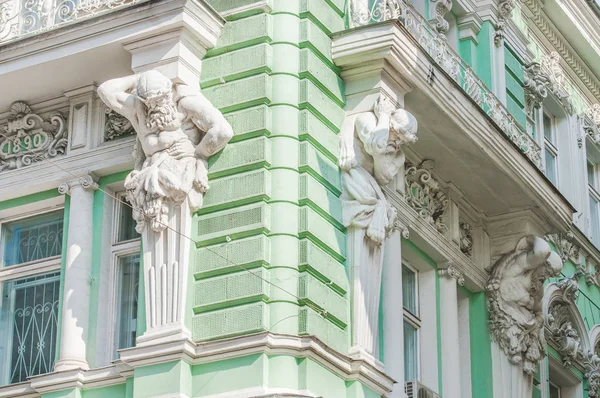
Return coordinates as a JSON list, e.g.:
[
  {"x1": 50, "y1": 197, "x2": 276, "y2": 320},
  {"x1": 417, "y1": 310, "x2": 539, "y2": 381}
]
[{"x1": 437, "y1": 265, "x2": 464, "y2": 398}]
